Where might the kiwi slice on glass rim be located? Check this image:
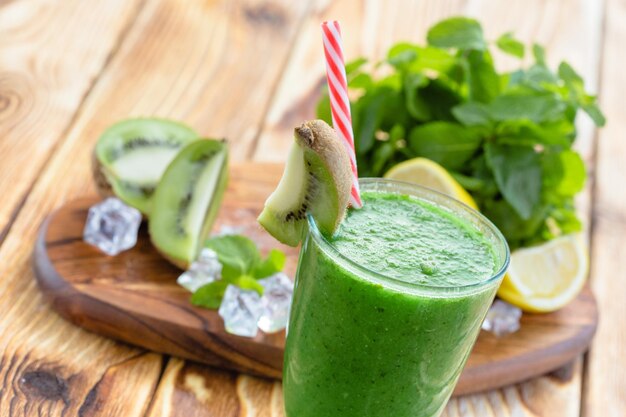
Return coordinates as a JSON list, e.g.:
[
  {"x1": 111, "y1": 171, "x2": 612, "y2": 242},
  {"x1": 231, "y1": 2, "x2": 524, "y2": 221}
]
[
  {"x1": 93, "y1": 118, "x2": 199, "y2": 215},
  {"x1": 258, "y1": 120, "x2": 352, "y2": 246},
  {"x1": 149, "y1": 139, "x2": 228, "y2": 269}
]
